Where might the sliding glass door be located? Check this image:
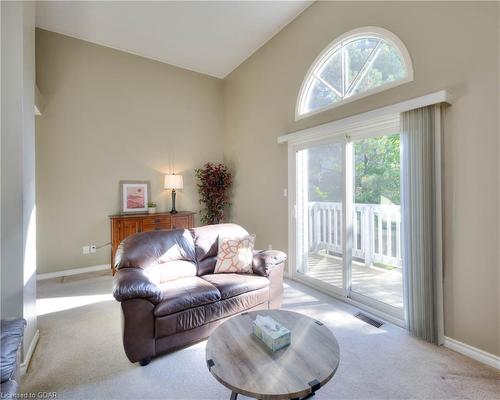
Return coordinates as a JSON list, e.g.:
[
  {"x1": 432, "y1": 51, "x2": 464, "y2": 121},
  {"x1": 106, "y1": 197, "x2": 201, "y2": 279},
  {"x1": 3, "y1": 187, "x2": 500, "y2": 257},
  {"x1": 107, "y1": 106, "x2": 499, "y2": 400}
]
[
  {"x1": 295, "y1": 140, "x2": 346, "y2": 295},
  {"x1": 293, "y1": 132, "x2": 404, "y2": 320},
  {"x1": 350, "y1": 134, "x2": 403, "y2": 315}
]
